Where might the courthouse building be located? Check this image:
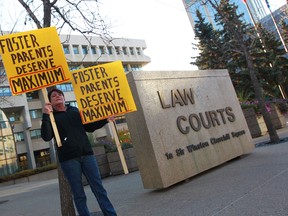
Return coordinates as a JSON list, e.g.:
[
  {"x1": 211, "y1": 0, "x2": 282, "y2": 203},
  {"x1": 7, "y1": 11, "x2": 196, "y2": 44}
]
[{"x1": 0, "y1": 34, "x2": 150, "y2": 176}]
